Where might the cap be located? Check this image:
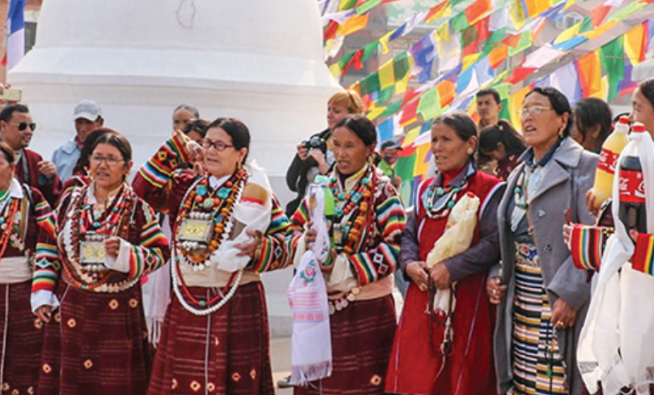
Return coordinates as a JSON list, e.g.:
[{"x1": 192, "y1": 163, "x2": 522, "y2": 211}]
[
  {"x1": 380, "y1": 140, "x2": 401, "y2": 150},
  {"x1": 73, "y1": 100, "x2": 102, "y2": 122}
]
